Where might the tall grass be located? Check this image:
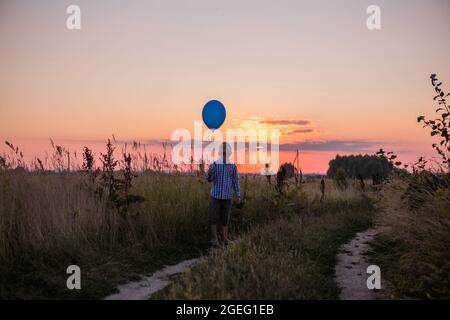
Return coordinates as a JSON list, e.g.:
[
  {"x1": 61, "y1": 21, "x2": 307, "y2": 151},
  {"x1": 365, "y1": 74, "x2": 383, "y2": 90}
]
[
  {"x1": 0, "y1": 154, "x2": 374, "y2": 299},
  {"x1": 371, "y1": 179, "x2": 450, "y2": 299},
  {"x1": 0, "y1": 138, "x2": 380, "y2": 299},
  {"x1": 156, "y1": 193, "x2": 376, "y2": 299},
  {"x1": 0, "y1": 170, "x2": 213, "y2": 298}
]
